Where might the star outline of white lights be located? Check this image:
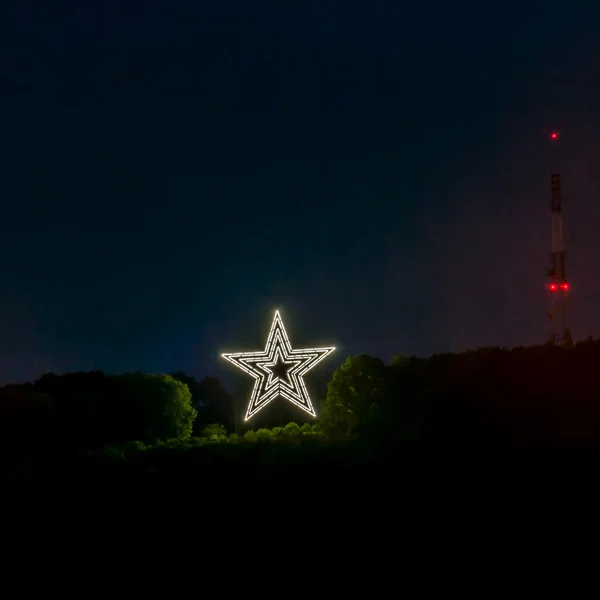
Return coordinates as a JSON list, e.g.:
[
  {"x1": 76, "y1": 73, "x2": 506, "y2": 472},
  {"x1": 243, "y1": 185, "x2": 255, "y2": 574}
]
[{"x1": 221, "y1": 310, "x2": 335, "y2": 421}]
